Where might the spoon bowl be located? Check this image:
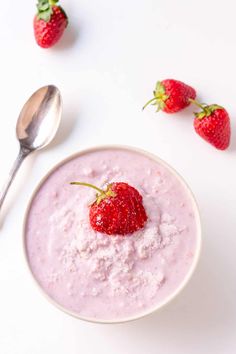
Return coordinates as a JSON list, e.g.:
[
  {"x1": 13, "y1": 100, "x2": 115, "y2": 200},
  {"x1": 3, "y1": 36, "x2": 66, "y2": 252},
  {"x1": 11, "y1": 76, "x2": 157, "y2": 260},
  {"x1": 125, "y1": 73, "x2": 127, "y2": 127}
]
[
  {"x1": 0, "y1": 85, "x2": 62, "y2": 212},
  {"x1": 16, "y1": 85, "x2": 62, "y2": 151}
]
